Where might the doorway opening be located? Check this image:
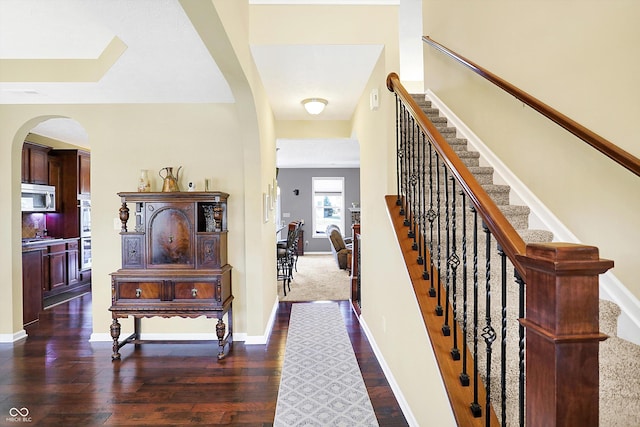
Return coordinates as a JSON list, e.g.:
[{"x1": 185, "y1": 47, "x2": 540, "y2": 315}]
[{"x1": 19, "y1": 117, "x2": 92, "y2": 328}]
